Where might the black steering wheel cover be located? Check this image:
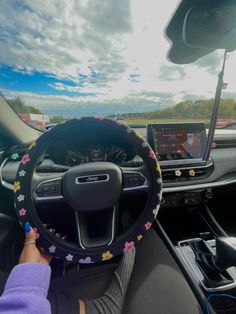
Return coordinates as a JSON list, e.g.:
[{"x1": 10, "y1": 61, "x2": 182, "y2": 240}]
[{"x1": 14, "y1": 117, "x2": 162, "y2": 264}]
